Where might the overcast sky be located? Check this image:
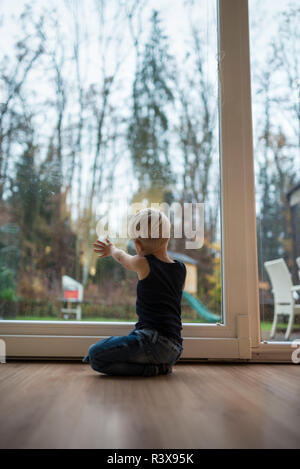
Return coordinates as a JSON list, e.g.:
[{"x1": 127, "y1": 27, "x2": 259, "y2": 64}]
[{"x1": 0, "y1": 0, "x2": 299, "y2": 235}]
